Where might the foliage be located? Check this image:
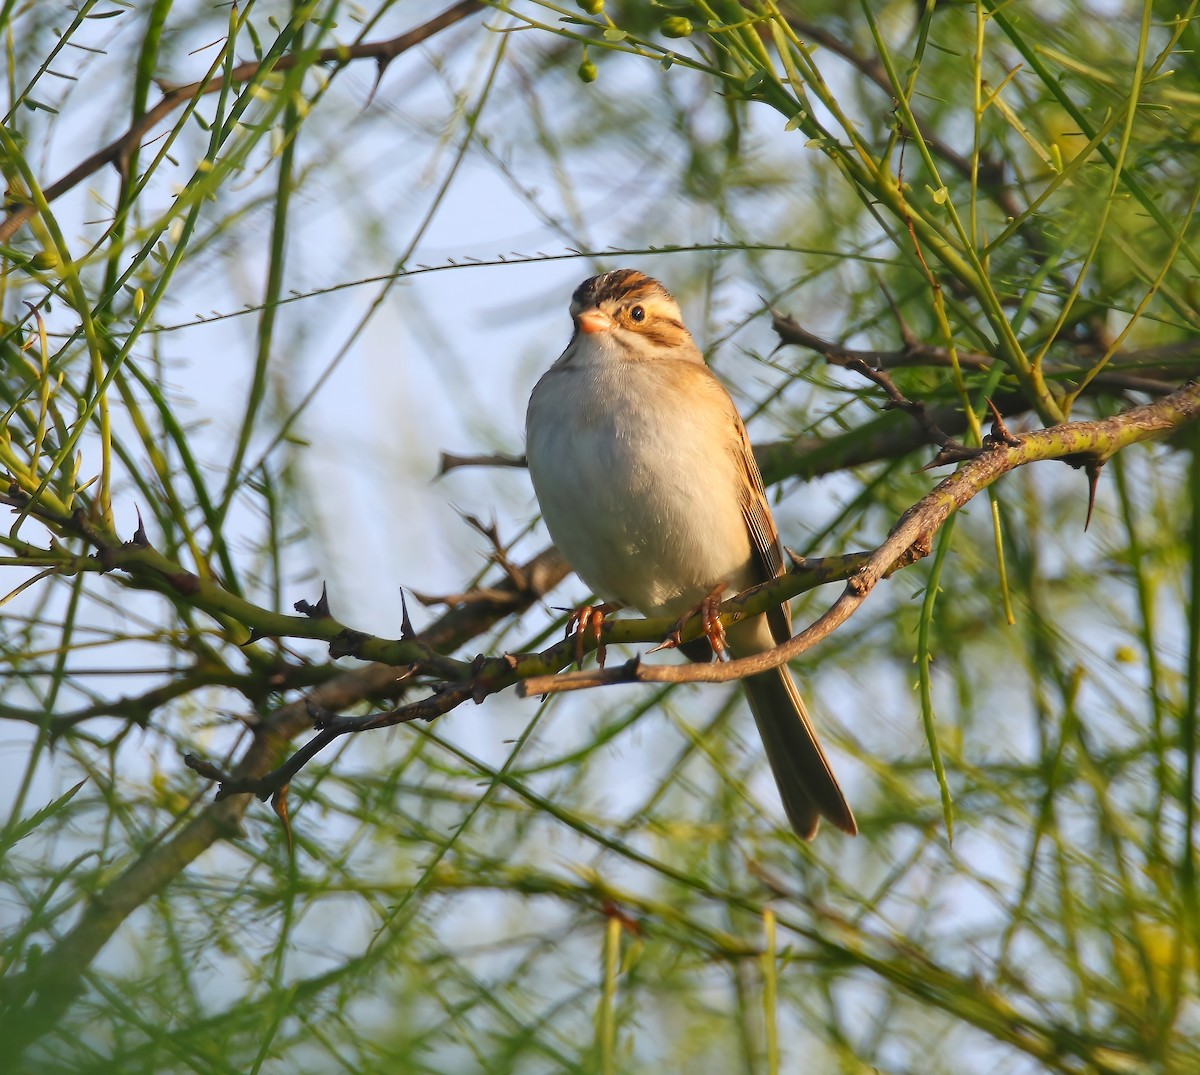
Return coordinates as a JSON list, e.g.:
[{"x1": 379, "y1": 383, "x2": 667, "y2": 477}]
[{"x1": 0, "y1": 0, "x2": 1197, "y2": 1072}]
